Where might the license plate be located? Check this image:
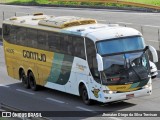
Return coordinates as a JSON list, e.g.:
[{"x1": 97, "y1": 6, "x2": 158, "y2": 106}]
[{"x1": 126, "y1": 94, "x2": 134, "y2": 99}]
